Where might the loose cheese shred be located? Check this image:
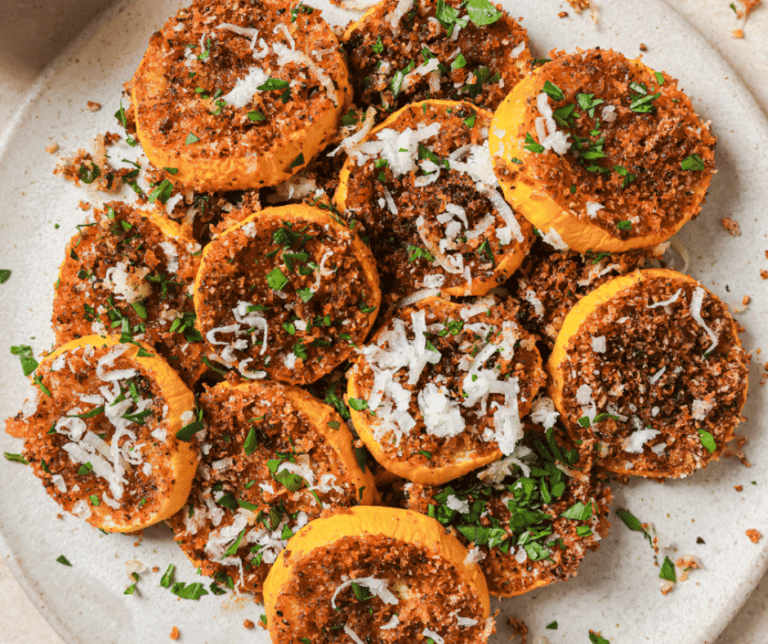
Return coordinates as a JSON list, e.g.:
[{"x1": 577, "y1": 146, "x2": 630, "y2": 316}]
[
  {"x1": 330, "y1": 576, "x2": 399, "y2": 609},
  {"x1": 689, "y1": 287, "x2": 719, "y2": 353}
]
